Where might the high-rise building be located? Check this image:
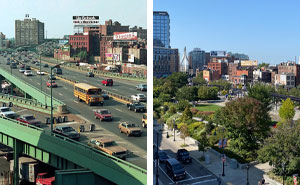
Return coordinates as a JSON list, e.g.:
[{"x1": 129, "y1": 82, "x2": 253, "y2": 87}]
[
  {"x1": 0, "y1": 32, "x2": 5, "y2": 49},
  {"x1": 153, "y1": 47, "x2": 179, "y2": 78},
  {"x1": 153, "y1": 11, "x2": 170, "y2": 48},
  {"x1": 15, "y1": 17, "x2": 44, "y2": 47},
  {"x1": 188, "y1": 48, "x2": 206, "y2": 75}
]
